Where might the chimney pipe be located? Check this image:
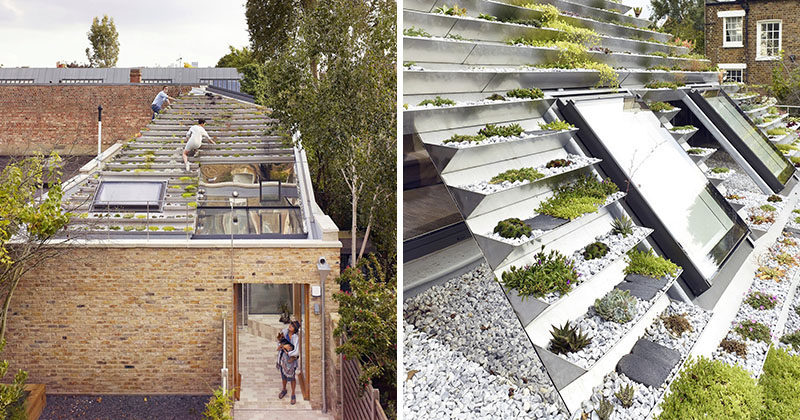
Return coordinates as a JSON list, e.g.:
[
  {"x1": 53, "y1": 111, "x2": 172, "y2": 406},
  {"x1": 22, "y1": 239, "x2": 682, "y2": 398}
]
[{"x1": 130, "y1": 68, "x2": 141, "y2": 83}]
